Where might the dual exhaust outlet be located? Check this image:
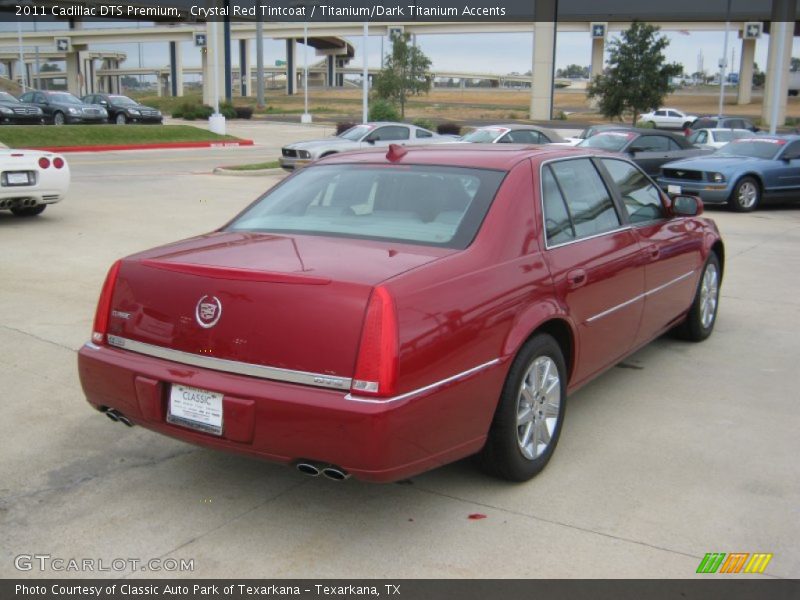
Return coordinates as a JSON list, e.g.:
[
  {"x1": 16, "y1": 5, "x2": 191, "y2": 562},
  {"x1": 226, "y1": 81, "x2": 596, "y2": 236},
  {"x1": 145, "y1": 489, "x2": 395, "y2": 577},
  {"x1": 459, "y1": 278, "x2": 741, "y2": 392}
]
[
  {"x1": 0, "y1": 198, "x2": 38, "y2": 209},
  {"x1": 296, "y1": 462, "x2": 350, "y2": 481},
  {"x1": 101, "y1": 407, "x2": 133, "y2": 427}
]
